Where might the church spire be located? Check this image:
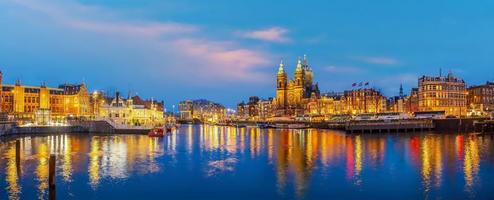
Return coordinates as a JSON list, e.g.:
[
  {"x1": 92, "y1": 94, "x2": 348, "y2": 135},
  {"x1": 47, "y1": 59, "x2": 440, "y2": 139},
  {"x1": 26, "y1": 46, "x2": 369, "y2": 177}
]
[
  {"x1": 399, "y1": 84, "x2": 404, "y2": 98},
  {"x1": 277, "y1": 59, "x2": 285, "y2": 74},
  {"x1": 303, "y1": 54, "x2": 311, "y2": 71},
  {"x1": 296, "y1": 57, "x2": 302, "y2": 72}
]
